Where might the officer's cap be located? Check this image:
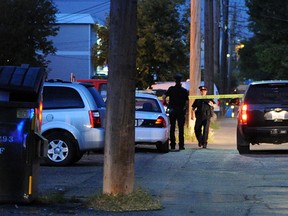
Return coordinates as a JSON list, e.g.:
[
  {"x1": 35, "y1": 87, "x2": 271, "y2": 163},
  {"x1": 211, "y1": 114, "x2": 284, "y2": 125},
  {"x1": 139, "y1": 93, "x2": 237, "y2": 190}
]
[
  {"x1": 174, "y1": 73, "x2": 182, "y2": 82},
  {"x1": 199, "y1": 85, "x2": 207, "y2": 91}
]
